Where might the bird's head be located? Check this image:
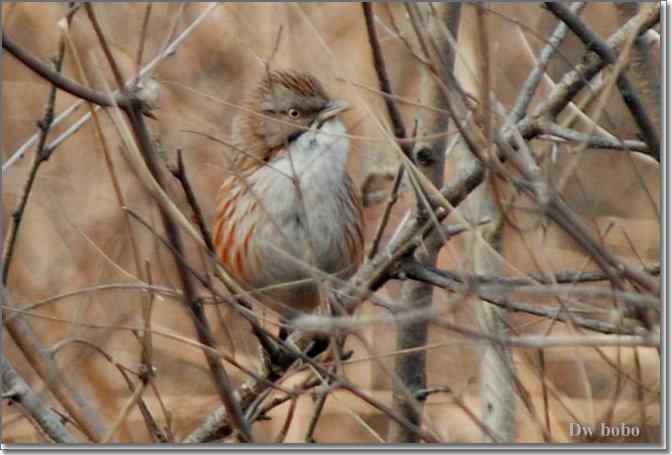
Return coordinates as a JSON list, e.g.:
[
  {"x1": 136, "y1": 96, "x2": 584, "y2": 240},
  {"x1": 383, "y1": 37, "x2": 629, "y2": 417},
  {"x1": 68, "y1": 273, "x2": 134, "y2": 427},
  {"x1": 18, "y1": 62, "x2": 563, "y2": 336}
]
[{"x1": 239, "y1": 71, "x2": 350, "y2": 161}]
